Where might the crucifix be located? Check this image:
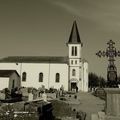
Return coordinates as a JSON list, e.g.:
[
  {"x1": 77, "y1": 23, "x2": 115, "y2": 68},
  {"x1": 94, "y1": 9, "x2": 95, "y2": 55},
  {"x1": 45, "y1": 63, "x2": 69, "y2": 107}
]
[{"x1": 96, "y1": 40, "x2": 120, "y2": 87}]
